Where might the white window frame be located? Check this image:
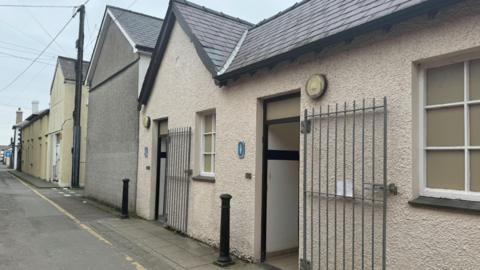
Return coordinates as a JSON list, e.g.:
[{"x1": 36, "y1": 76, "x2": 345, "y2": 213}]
[
  {"x1": 419, "y1": 60, "x2": 480, "y2": 201},
  {"x1": 200, "y1": 113, "x2": 216, "y2": 177}
]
